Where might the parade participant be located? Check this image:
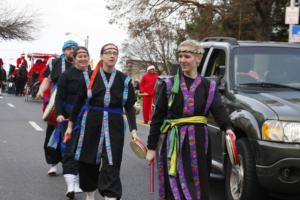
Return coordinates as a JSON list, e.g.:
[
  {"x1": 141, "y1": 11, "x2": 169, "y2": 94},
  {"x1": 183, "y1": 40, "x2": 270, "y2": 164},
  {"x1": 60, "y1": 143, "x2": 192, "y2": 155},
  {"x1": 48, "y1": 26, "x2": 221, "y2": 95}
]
[
  {"x1": 55, "y1": 46, "x2": 90, "y2": 199},
  {"x1": 12, "y1": 53, "x2": 28, "y2": 78},
  {"x1": 36, "y1": 40, "x2": 78, "y2": 176},
  {"x1": 14, "y1": 63, "x2": 27, "y2": 96},
  {"x1": 65, "y1": 43, "x2": 139, "y2": 200},
  {"x1": 7, "y1": 64, "x2": 16, "y2": 94},
  {"x1": 146, "y1": 40, "x2": 235, "y2": 200},
  {"x1": 16, "y1": 53, "x2": 28, "y2": 69},
  {"x1": 139, "y1": 65, "x2": 159, "y2": 124},
  {"x1": 28, "y1": 59, "x2": 45, "y2": 82},
  {"x1": 0, "y1": 58, "x2": 6, "y2": 95}
]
